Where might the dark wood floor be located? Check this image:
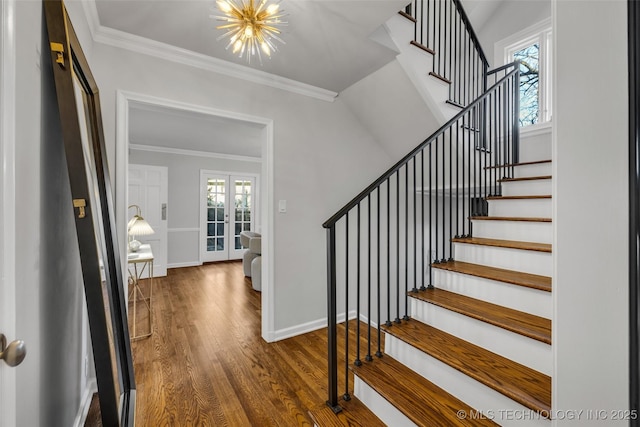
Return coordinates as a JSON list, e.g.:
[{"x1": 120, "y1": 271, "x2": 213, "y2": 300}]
[{"x1": 87, "y1": 260, "x2": 363, "y2": 426}]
